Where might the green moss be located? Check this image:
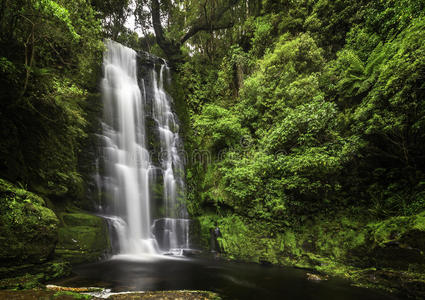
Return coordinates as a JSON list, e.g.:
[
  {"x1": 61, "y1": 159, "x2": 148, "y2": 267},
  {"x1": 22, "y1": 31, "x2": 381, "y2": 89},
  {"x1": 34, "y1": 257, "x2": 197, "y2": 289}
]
[
  {"x1": 45, "y1": 262, "x2": 72, "y2": 281},
  {"x1": 62, "y1": 213, "x2": 104, "y2": 227},
  {"x1": 281, "y1": 231, "x2": 301, "y2": 257},
  {"x1": 54, "y1": 291, "x2": 91, "y2": 299},
  {"x1": 0, "y1": 273, "x2": 44, "y2": 290},
  {"x1": 414, "y1": 213, "x2": 425, "y2": 231},
  {"x1": 197, "y1": 215, "x2": 217, "y2": 249},
  {"x1": 0, "y1": 260, "x2": 71, "y2": 290},
  {"x1": 216, "y1": 215, "x2": 256, "y2": 261},
  {"x1": 55, "y1": 212, "x2": 110, "y2": 264},
  {"x1": 208, "y1": 212, "x2": 425, "y2": 297},
  {"x1": 368, "y1": 212, "x2": 425, "y2": 248},
  {"x1": 0, "y1": 178, "x2": 59, "y2": 266}
]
